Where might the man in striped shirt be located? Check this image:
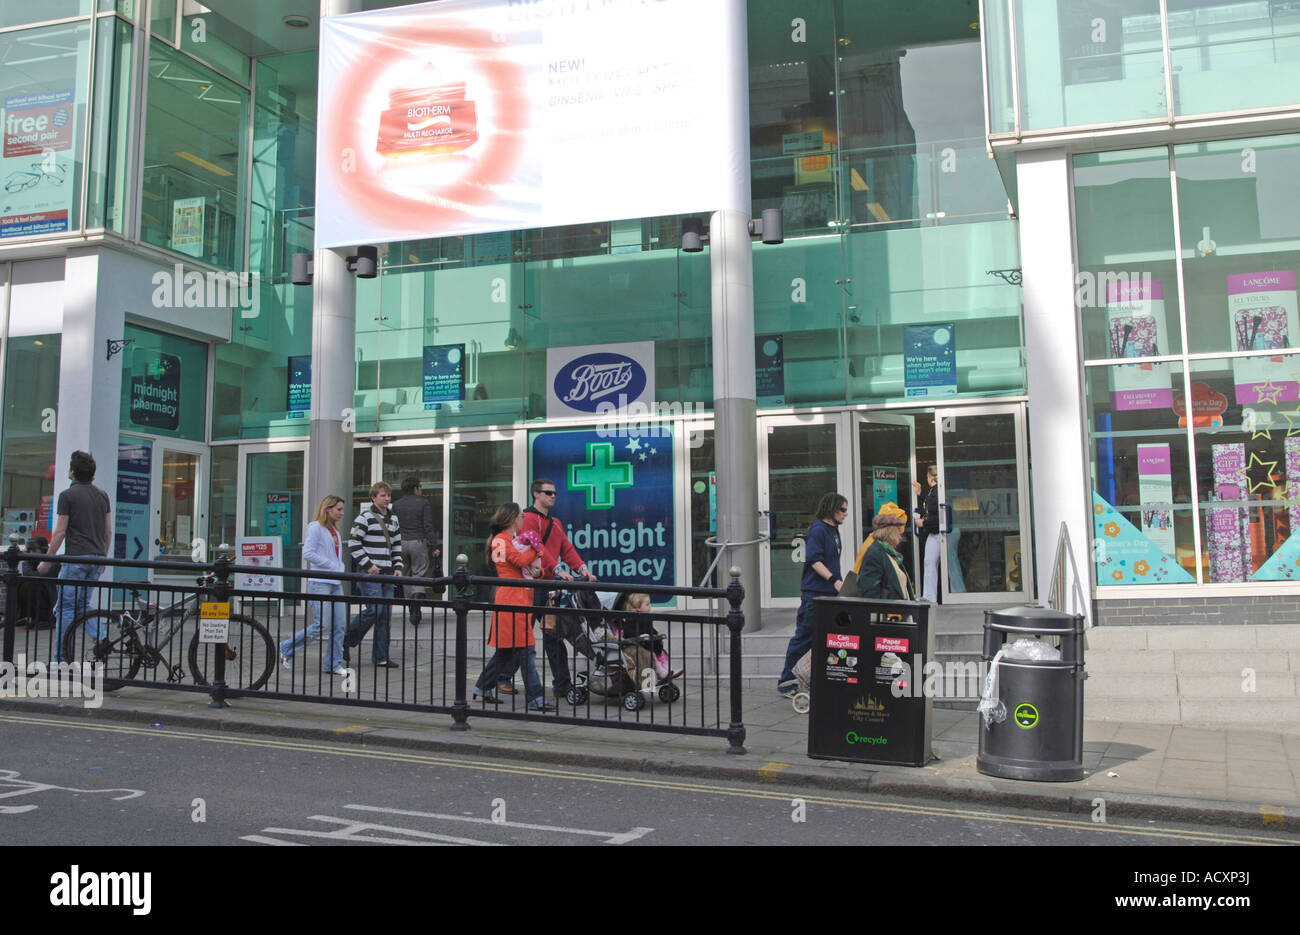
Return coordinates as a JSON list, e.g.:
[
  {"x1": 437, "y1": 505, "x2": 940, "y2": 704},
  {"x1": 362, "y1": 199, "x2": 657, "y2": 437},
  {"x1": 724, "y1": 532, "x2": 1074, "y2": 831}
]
[{"x1": 343, "y1": 481, "x2": 404, "y2": 668}]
